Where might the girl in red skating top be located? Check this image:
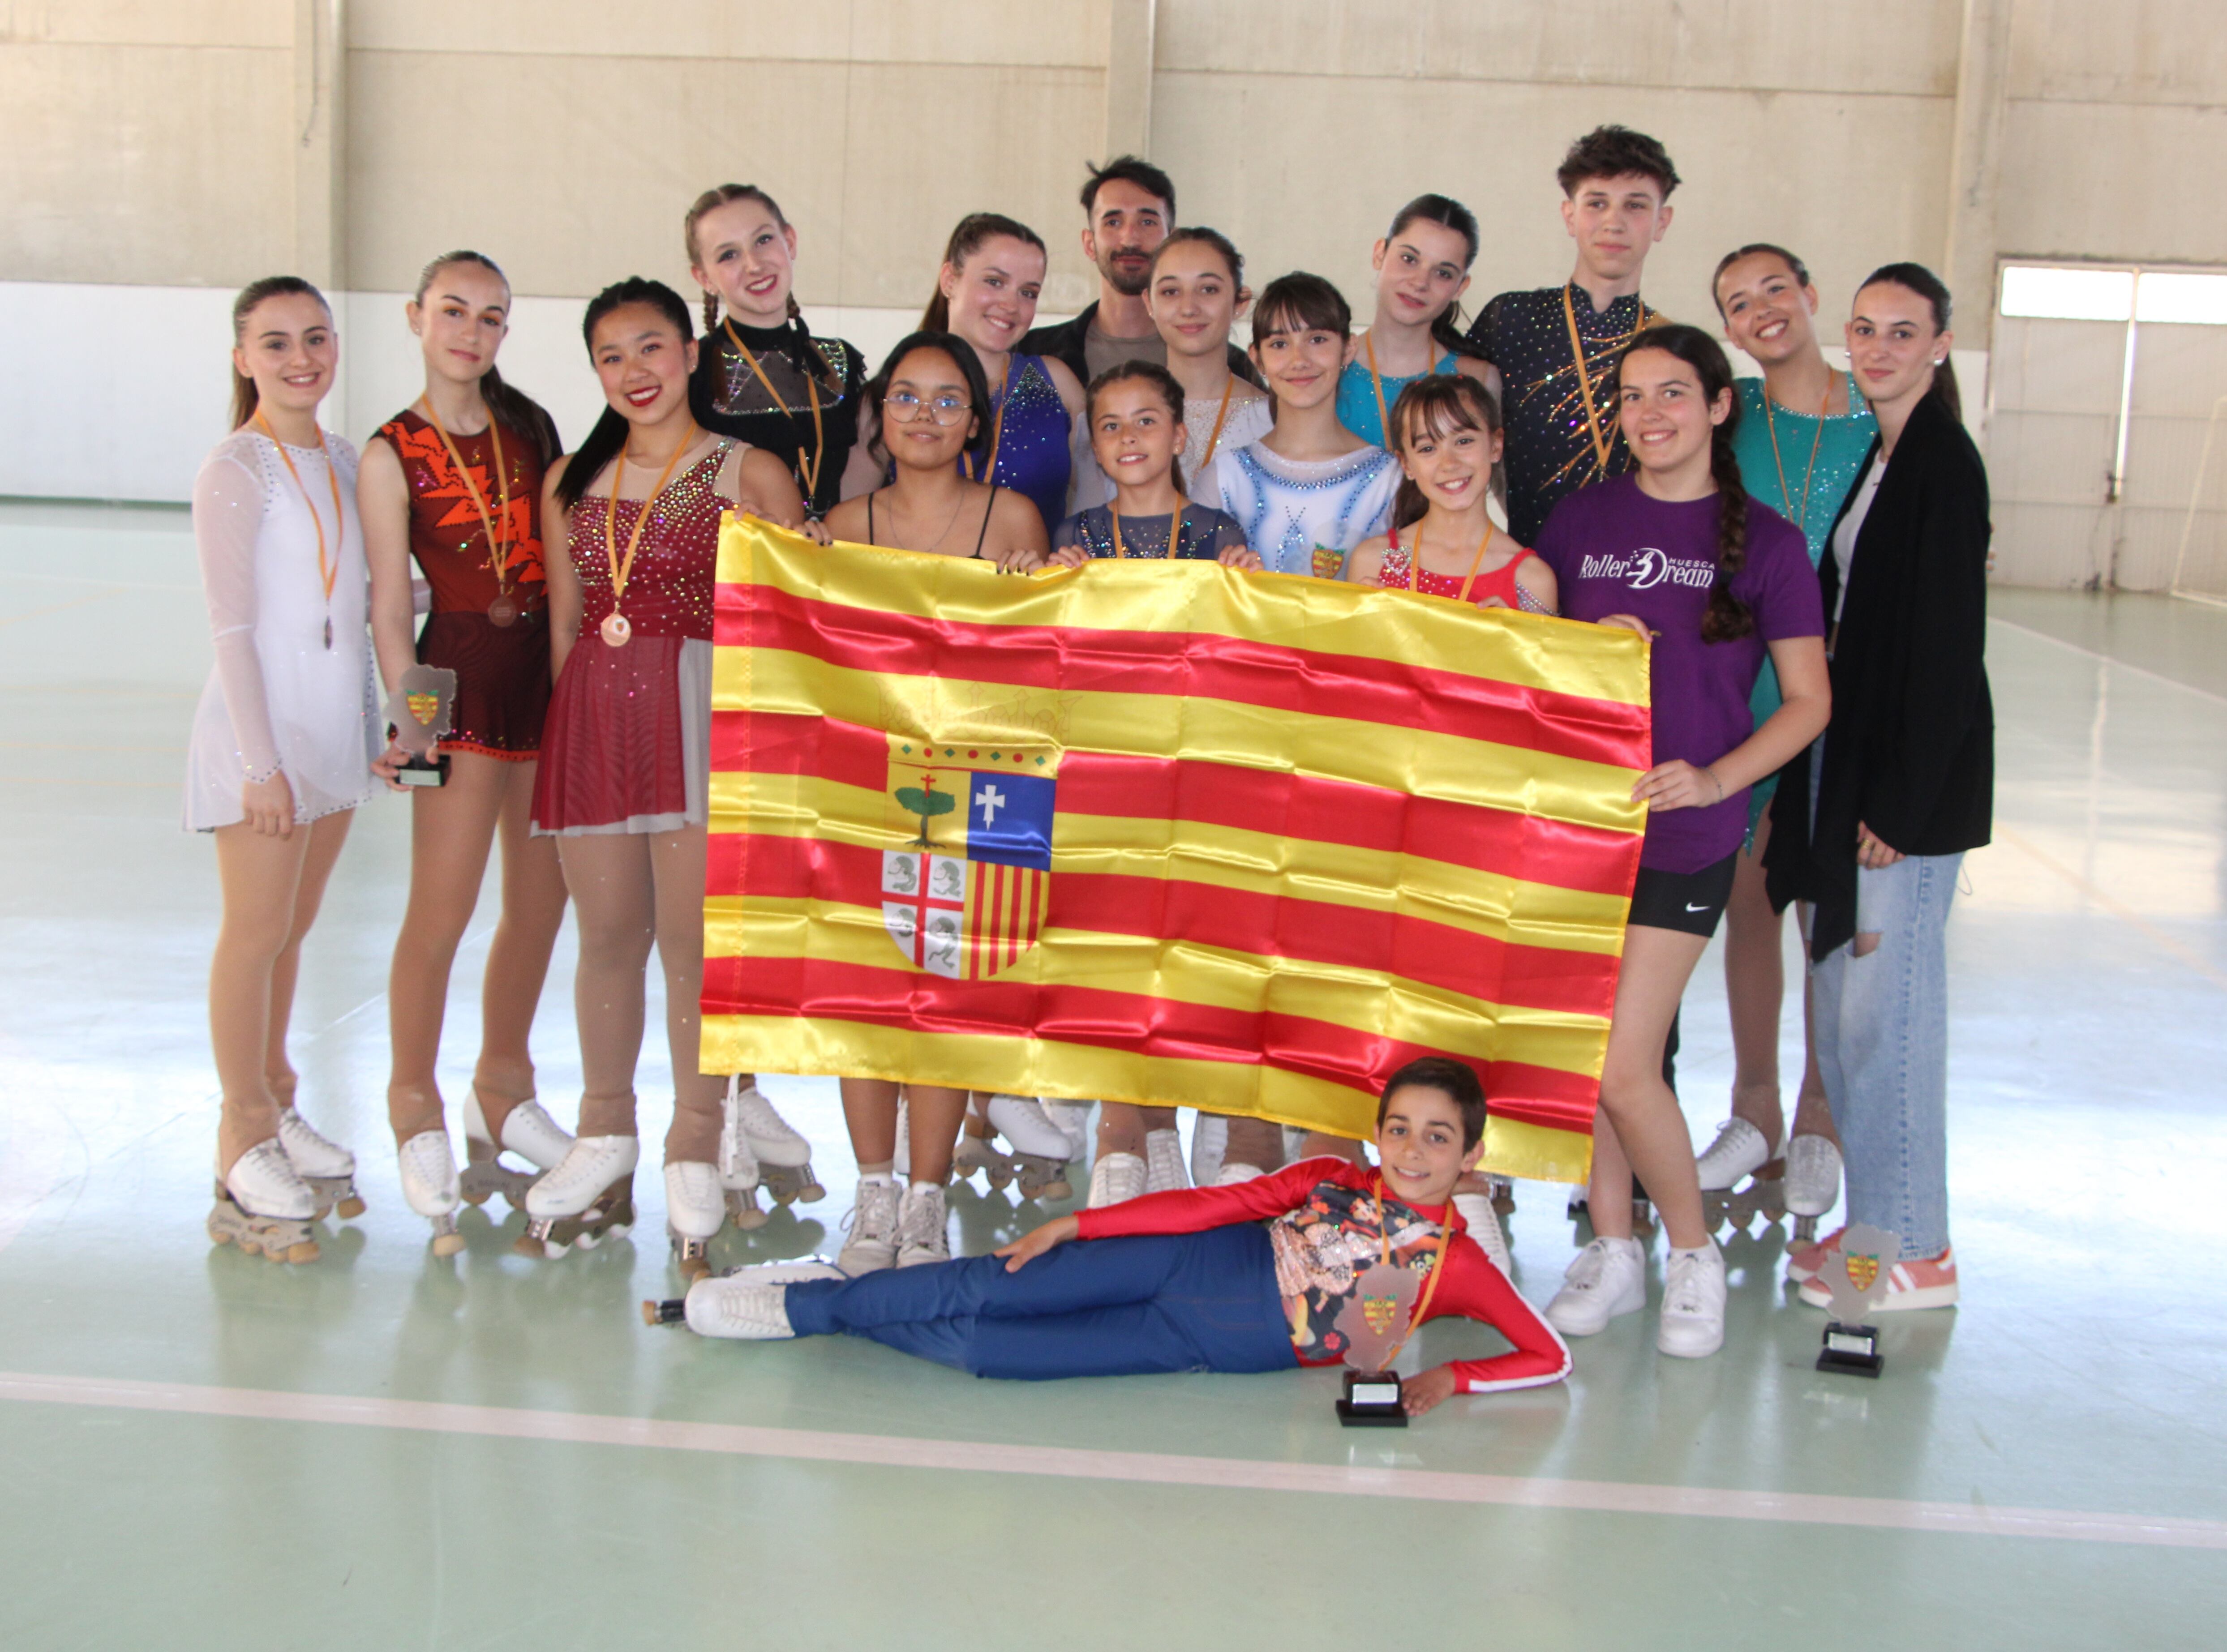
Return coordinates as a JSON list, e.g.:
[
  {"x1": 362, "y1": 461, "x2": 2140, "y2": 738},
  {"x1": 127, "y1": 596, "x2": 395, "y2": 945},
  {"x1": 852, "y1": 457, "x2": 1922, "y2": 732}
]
[{"x1": 669, "y1": 1057, "x2": 1570, "y2": 1415}]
